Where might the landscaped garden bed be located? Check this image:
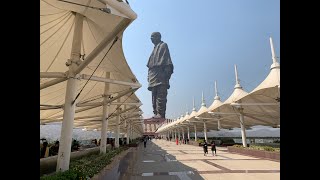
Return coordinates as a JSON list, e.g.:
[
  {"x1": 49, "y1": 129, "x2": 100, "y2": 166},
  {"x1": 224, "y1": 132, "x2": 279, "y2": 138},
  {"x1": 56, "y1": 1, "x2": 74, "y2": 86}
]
[
  {"x1": 40, "y1": 146, "x2": 129, "y2": 180},
  {"x1": 228, "y1": 145, "x2": 280, "y2": 161}
]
